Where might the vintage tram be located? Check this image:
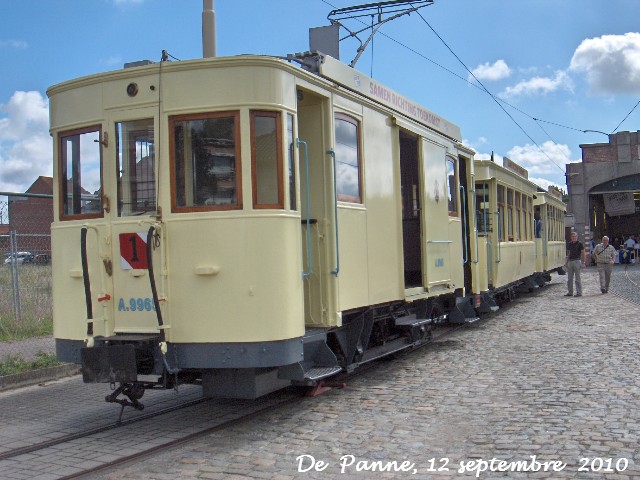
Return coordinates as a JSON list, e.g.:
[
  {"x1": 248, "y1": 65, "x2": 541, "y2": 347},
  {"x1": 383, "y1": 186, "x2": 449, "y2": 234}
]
[{"x1": 49, "y1": 17, "x2": 563, "y2": 407}]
